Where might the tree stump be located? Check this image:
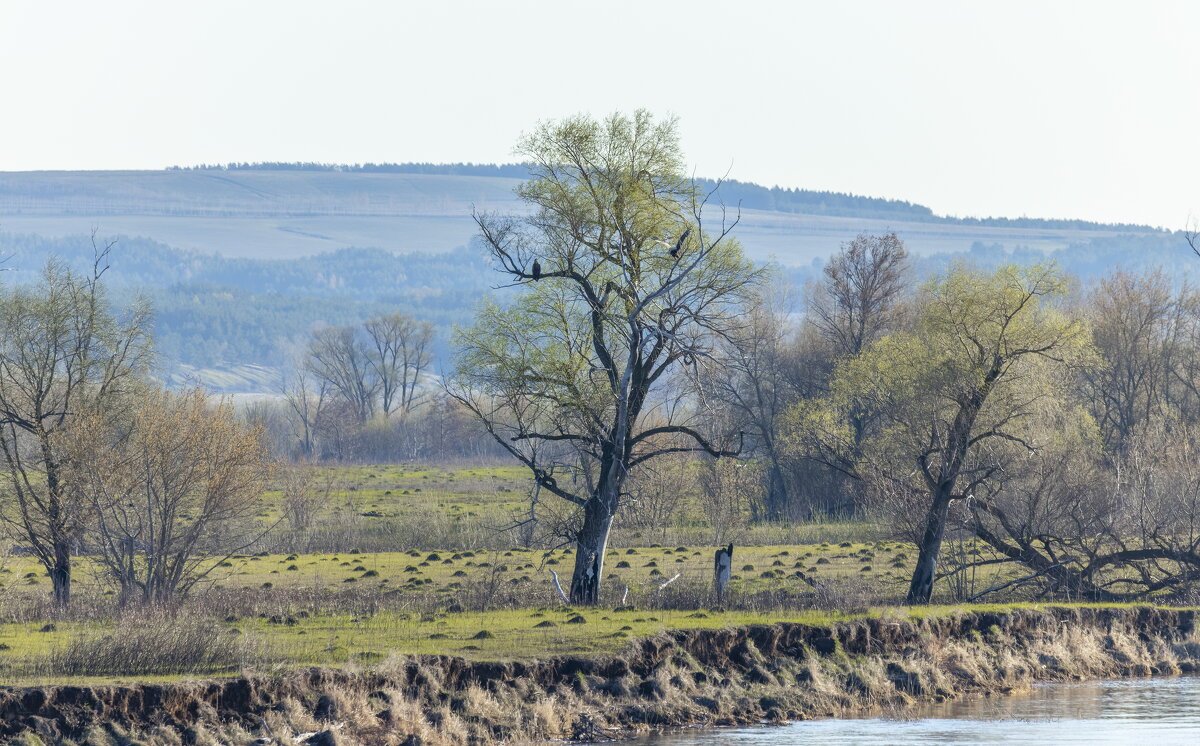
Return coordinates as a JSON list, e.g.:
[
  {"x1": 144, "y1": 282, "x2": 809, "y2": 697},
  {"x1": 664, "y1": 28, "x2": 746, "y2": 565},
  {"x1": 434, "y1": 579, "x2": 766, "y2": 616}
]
[{"x1": 714, "y1": 543, "x2": 733, "y2": 602}]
